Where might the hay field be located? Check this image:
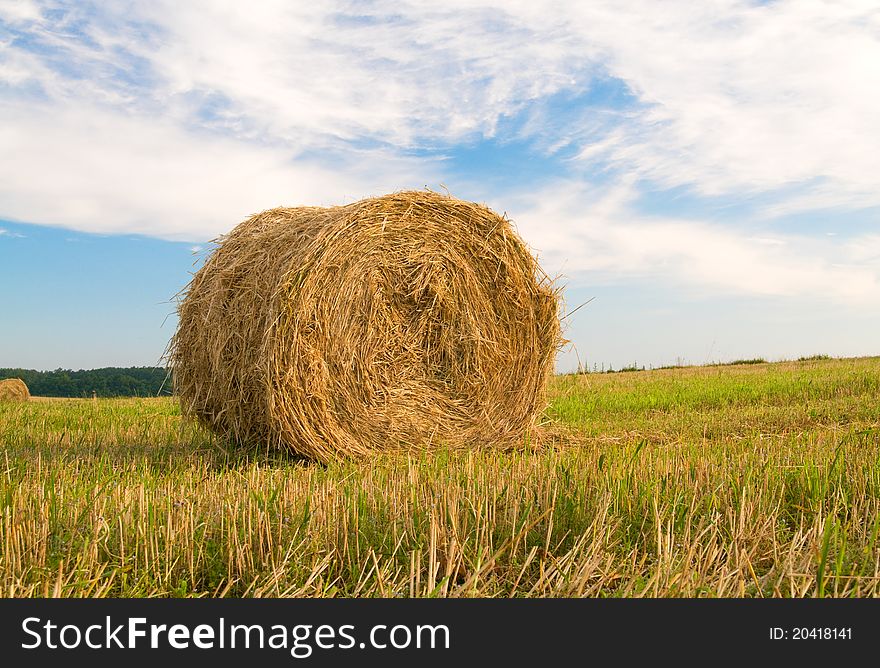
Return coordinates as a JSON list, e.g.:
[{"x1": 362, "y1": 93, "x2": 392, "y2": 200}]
[{"x1": 1, "y1": 356, "x2": 878, "y2": 597}]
